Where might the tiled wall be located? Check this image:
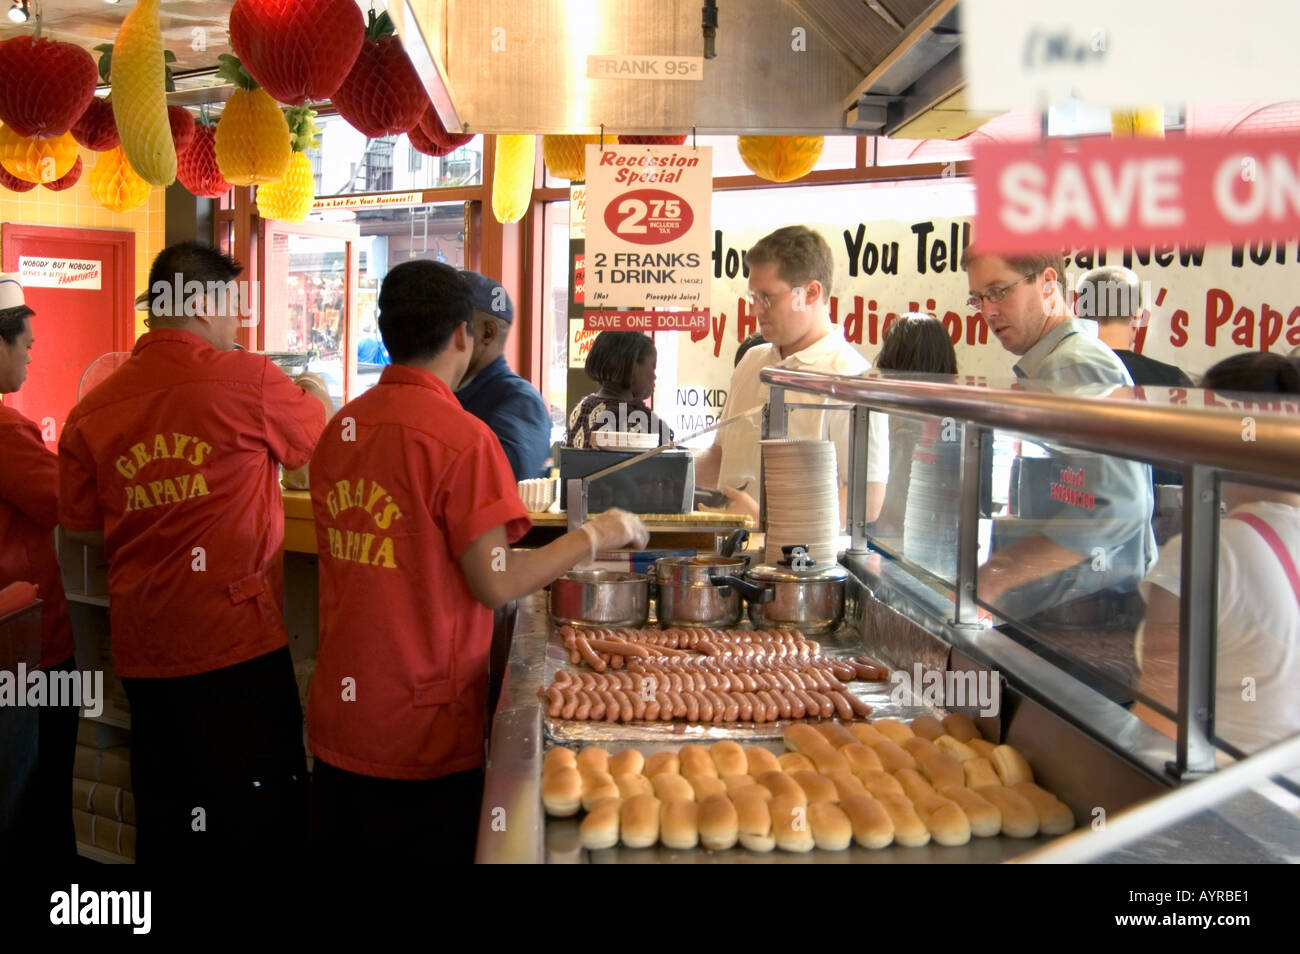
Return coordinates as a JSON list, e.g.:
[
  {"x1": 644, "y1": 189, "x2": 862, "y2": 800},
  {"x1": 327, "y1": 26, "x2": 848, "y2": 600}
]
[{"x1": 0, "y1": 146, "x2": 167, "y2": 340}]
